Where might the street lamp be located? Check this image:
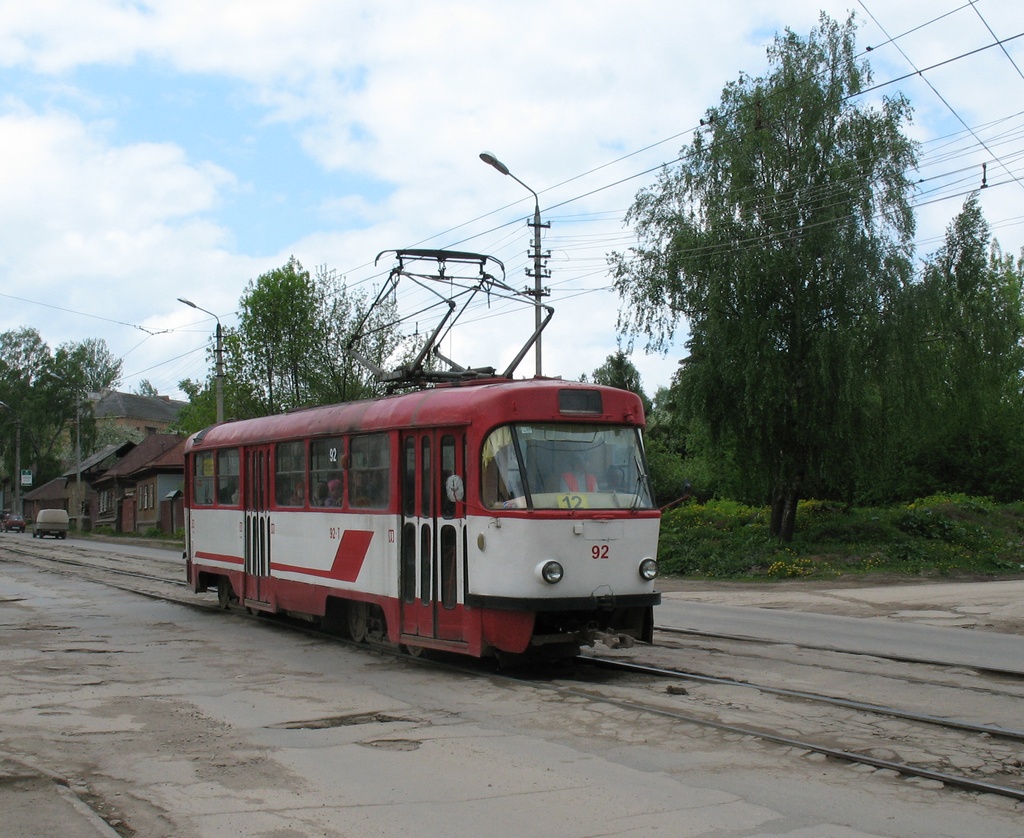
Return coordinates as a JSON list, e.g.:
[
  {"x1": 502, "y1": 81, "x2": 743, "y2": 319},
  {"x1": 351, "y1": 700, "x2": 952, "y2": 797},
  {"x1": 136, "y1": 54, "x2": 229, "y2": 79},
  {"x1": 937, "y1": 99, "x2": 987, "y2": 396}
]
[
  {"x1": 0, "y1": 401, "x2": 22, "y2": 516},
  {"x1": 178, "y1": 297, "x2": 224, "y2": 424},
  {"x1": 479, "y1": 151, "x2": 549, "y2": 377},
  {"x1": 49, "y1": 373, "x2": 82, "y2": 529}
]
